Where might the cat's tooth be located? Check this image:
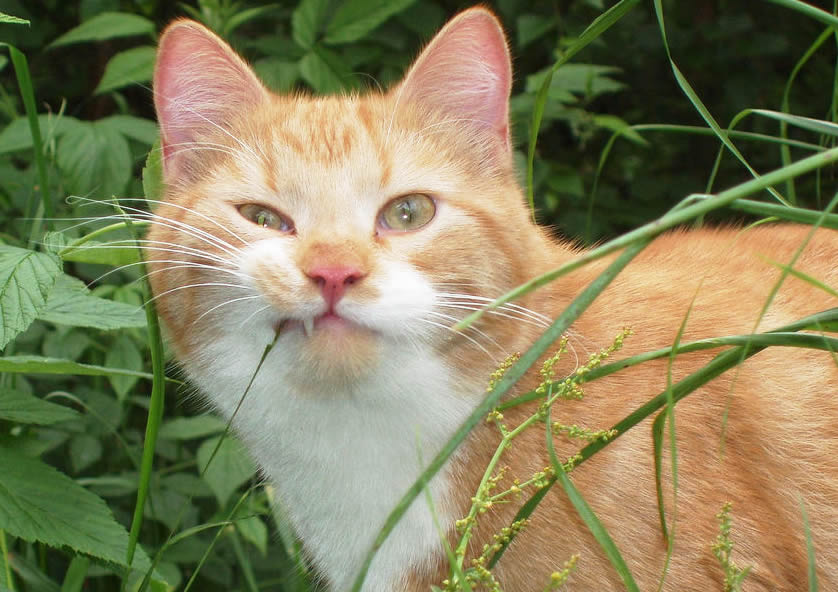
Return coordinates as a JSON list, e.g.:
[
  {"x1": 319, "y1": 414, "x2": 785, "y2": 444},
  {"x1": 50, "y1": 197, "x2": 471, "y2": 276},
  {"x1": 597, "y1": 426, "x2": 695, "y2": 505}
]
[{"x1": 303, "y1": 318, "x2": 314, "y2": 337}]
